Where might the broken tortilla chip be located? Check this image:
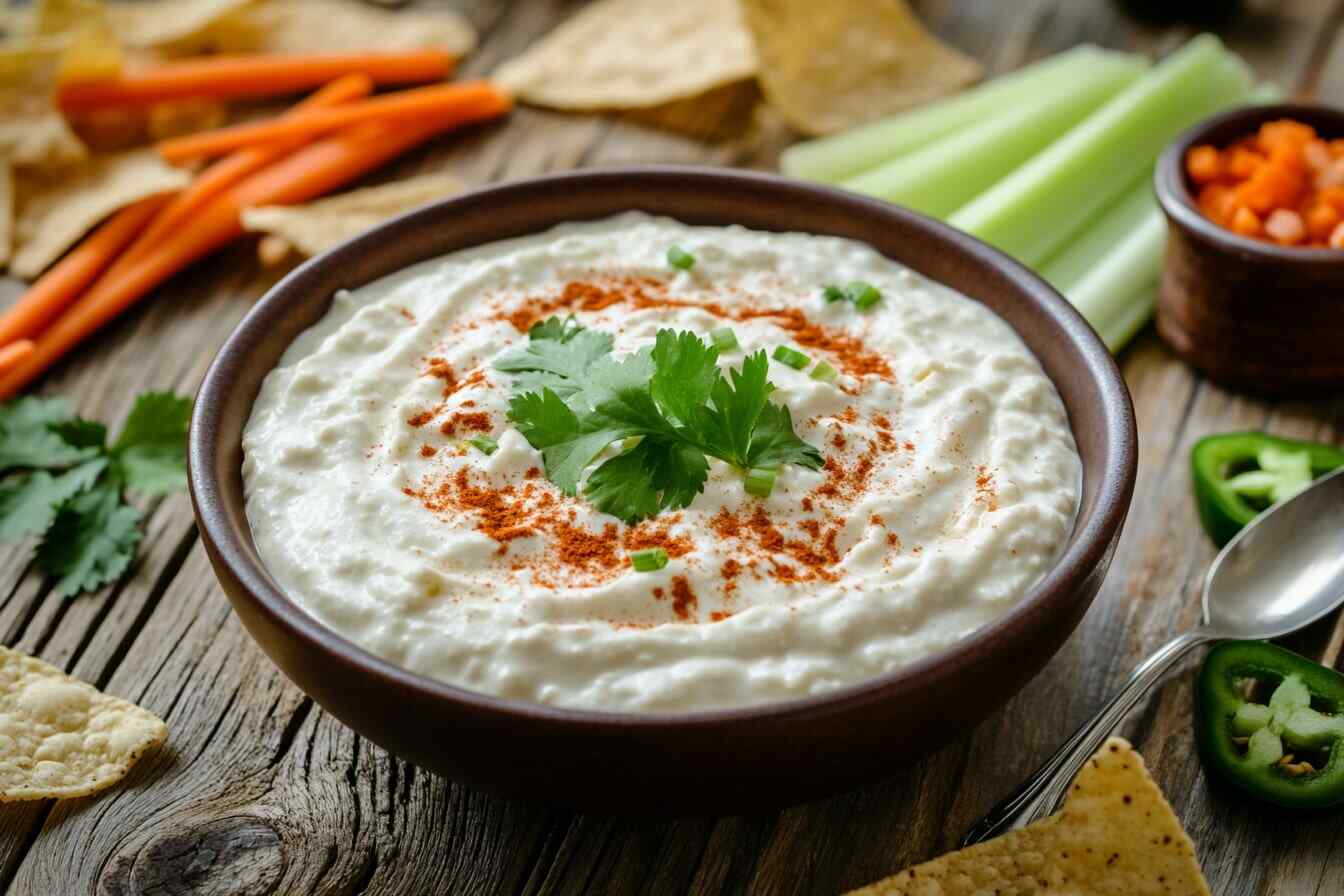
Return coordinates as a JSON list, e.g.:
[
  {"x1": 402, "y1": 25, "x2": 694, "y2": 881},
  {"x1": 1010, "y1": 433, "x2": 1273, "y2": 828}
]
[
  {"x1": 11, "y1": 148, "x2": 188, "y2": 278},
  {"x1": 241, "y1": 171, "x2": 464, "y2": 263},
  {"x1": 494, "y1": 0, "x2": 756, "y2": 111},
  {"x1": 0, "y1": 40, "x2": 88, "y2": 168},
  {"x1": 0, "y1": 644, "x2": 166, "y2": 802},
  {"x1": 846, "y1": 738, "x2": 1211, "y2": 896},
  {"x1": 739, "y1": 0, "x2": 982, "y2": 136},
  {"x1": 0, "y1": 159, "x2": 12, "y2": 268},
  {"x1": 173, "y1": 0, "x2": 475, "y2": 58},
  {"x1": 107, "y1": 0, "x2": 258, "y2": 51}
]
